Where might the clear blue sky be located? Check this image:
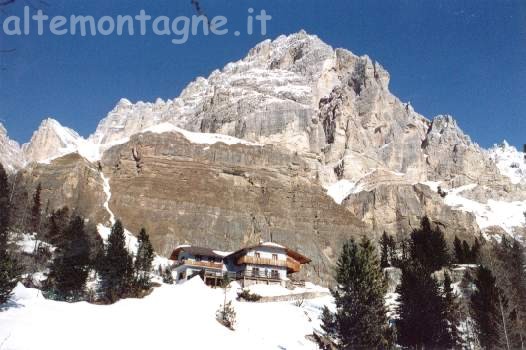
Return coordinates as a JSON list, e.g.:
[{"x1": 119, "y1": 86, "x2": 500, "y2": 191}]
[{"x1": 0, "y1": 0, "x2": 525, "y2": 149}]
